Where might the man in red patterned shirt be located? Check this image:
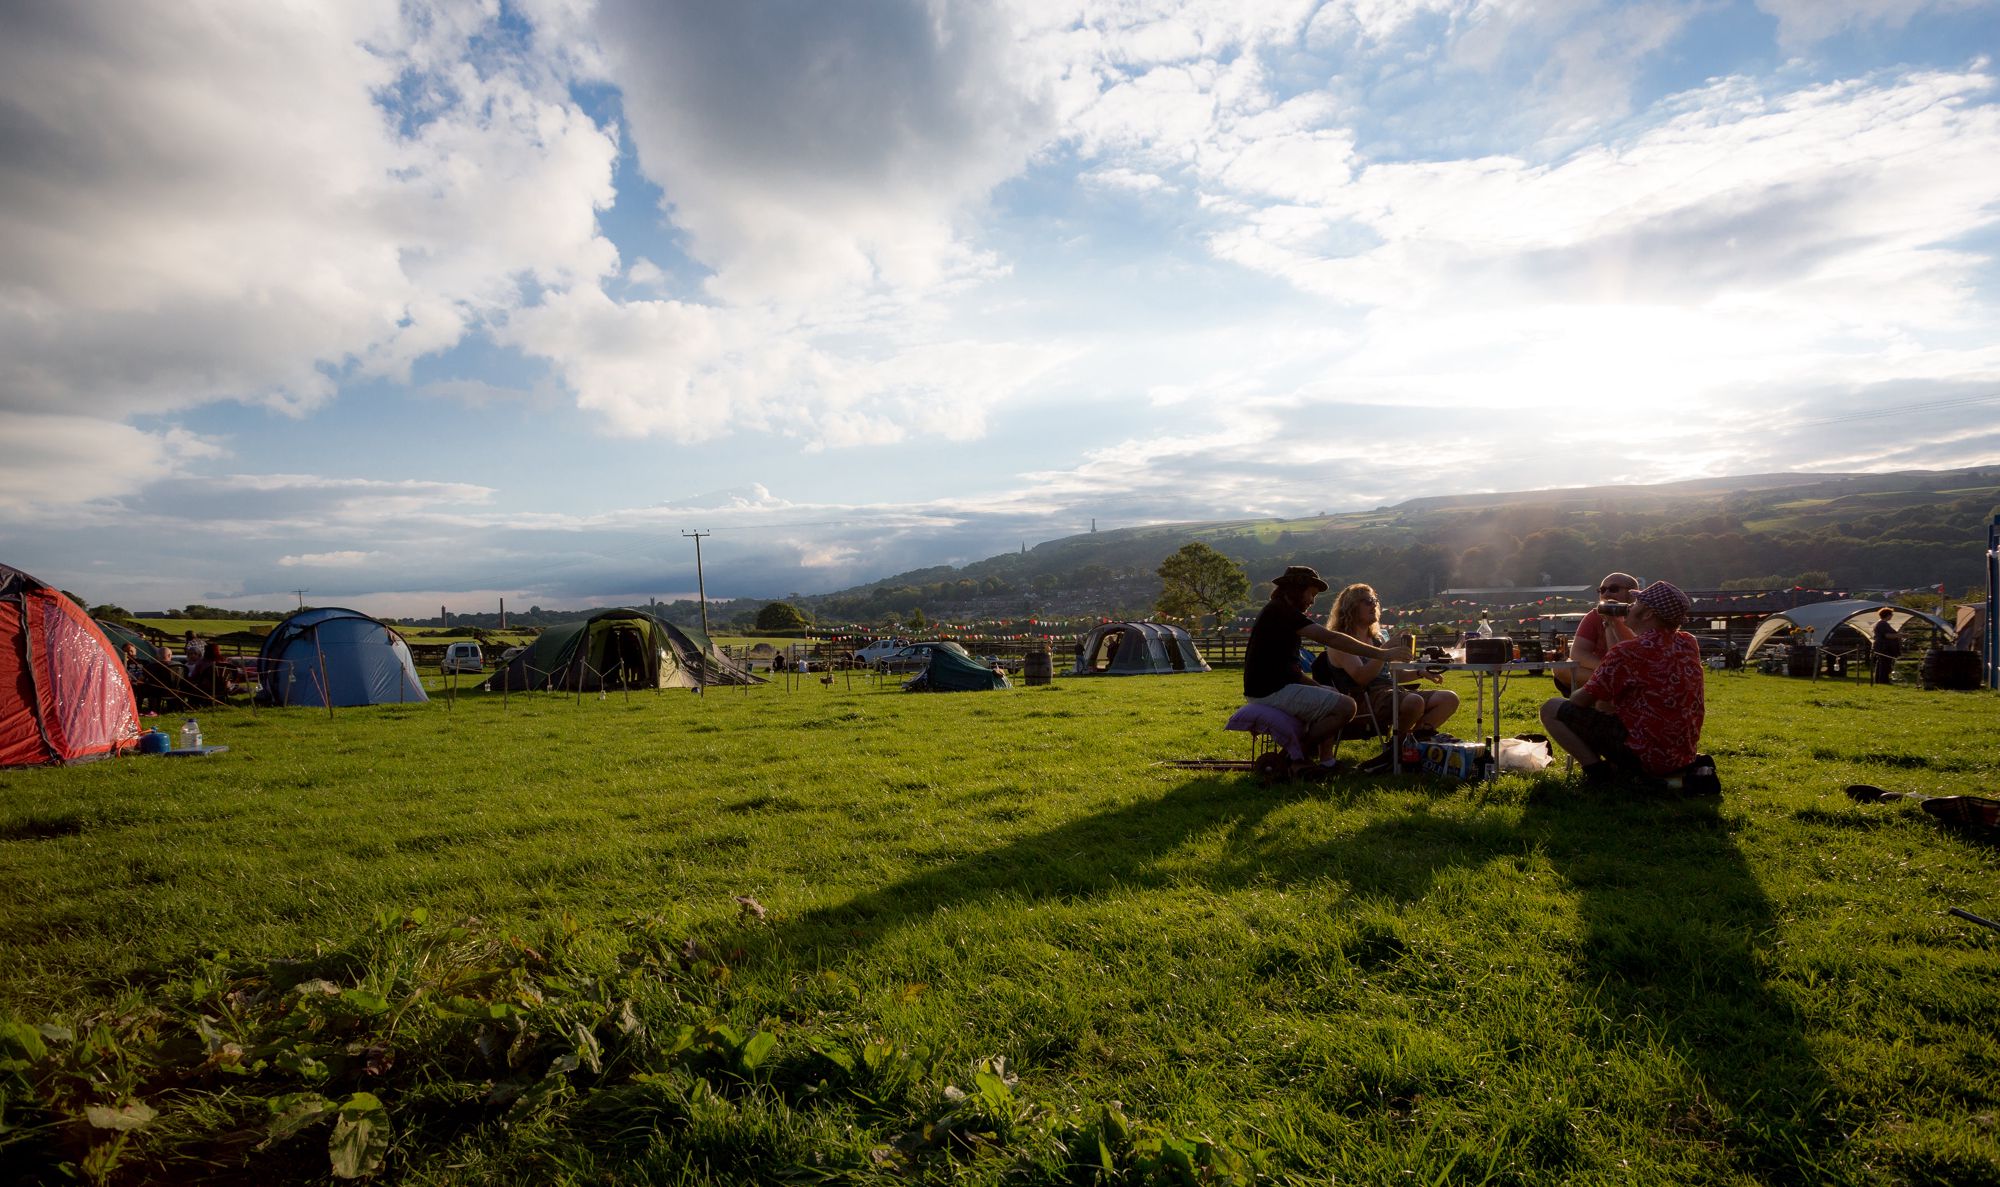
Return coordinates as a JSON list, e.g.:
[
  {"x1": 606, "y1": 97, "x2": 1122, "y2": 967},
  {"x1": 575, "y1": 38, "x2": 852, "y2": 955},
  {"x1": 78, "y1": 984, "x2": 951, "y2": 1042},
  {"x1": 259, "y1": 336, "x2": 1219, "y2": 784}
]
[{"x1": 1539, "y1": 580, "x2": 1705, "y2": 785}]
